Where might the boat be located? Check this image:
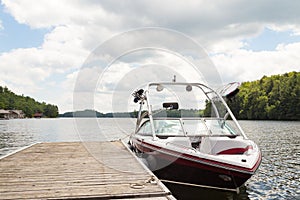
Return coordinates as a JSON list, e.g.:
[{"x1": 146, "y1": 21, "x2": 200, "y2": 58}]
[{"x1": 128, "y1": 81, "x2": 261, "y2": 192}]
